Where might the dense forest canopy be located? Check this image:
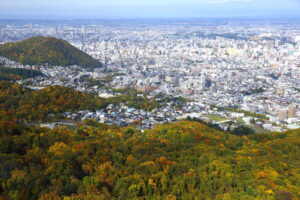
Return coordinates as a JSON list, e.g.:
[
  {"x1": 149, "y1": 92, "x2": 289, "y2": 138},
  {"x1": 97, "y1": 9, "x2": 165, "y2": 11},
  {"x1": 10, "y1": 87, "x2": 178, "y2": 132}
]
[
  {"x1": 0, "y1": 120, "x2": 299, "y2": 200},
  {"x1": 0, "y1": 36, "x2": 102, "y2": 68},
  {"x1": 0, "y1": 81, "x2": 107, "y2": 121},
  {"x1": 0, "y1": 66, "x2": 44, "y2": 81}
]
